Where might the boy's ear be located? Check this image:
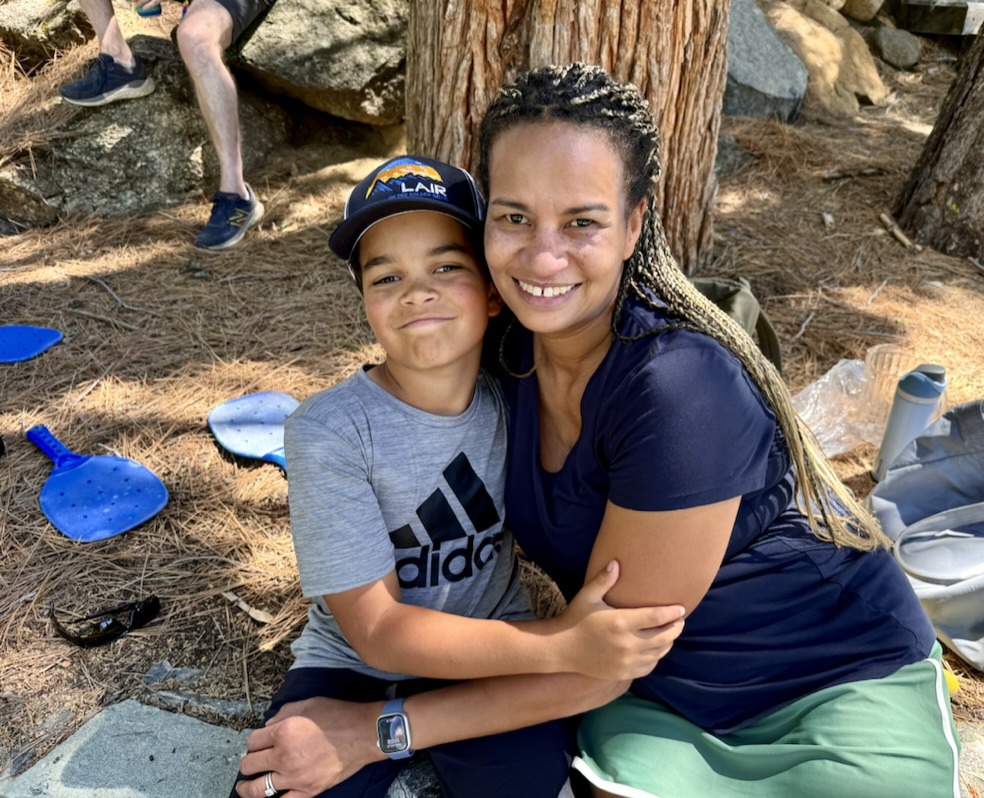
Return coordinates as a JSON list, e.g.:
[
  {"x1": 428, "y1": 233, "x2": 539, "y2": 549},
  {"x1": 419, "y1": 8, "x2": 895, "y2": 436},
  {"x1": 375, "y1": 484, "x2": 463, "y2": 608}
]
[{"x1": 487, "y1": 282, "x2": 504, "y2": 318}]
